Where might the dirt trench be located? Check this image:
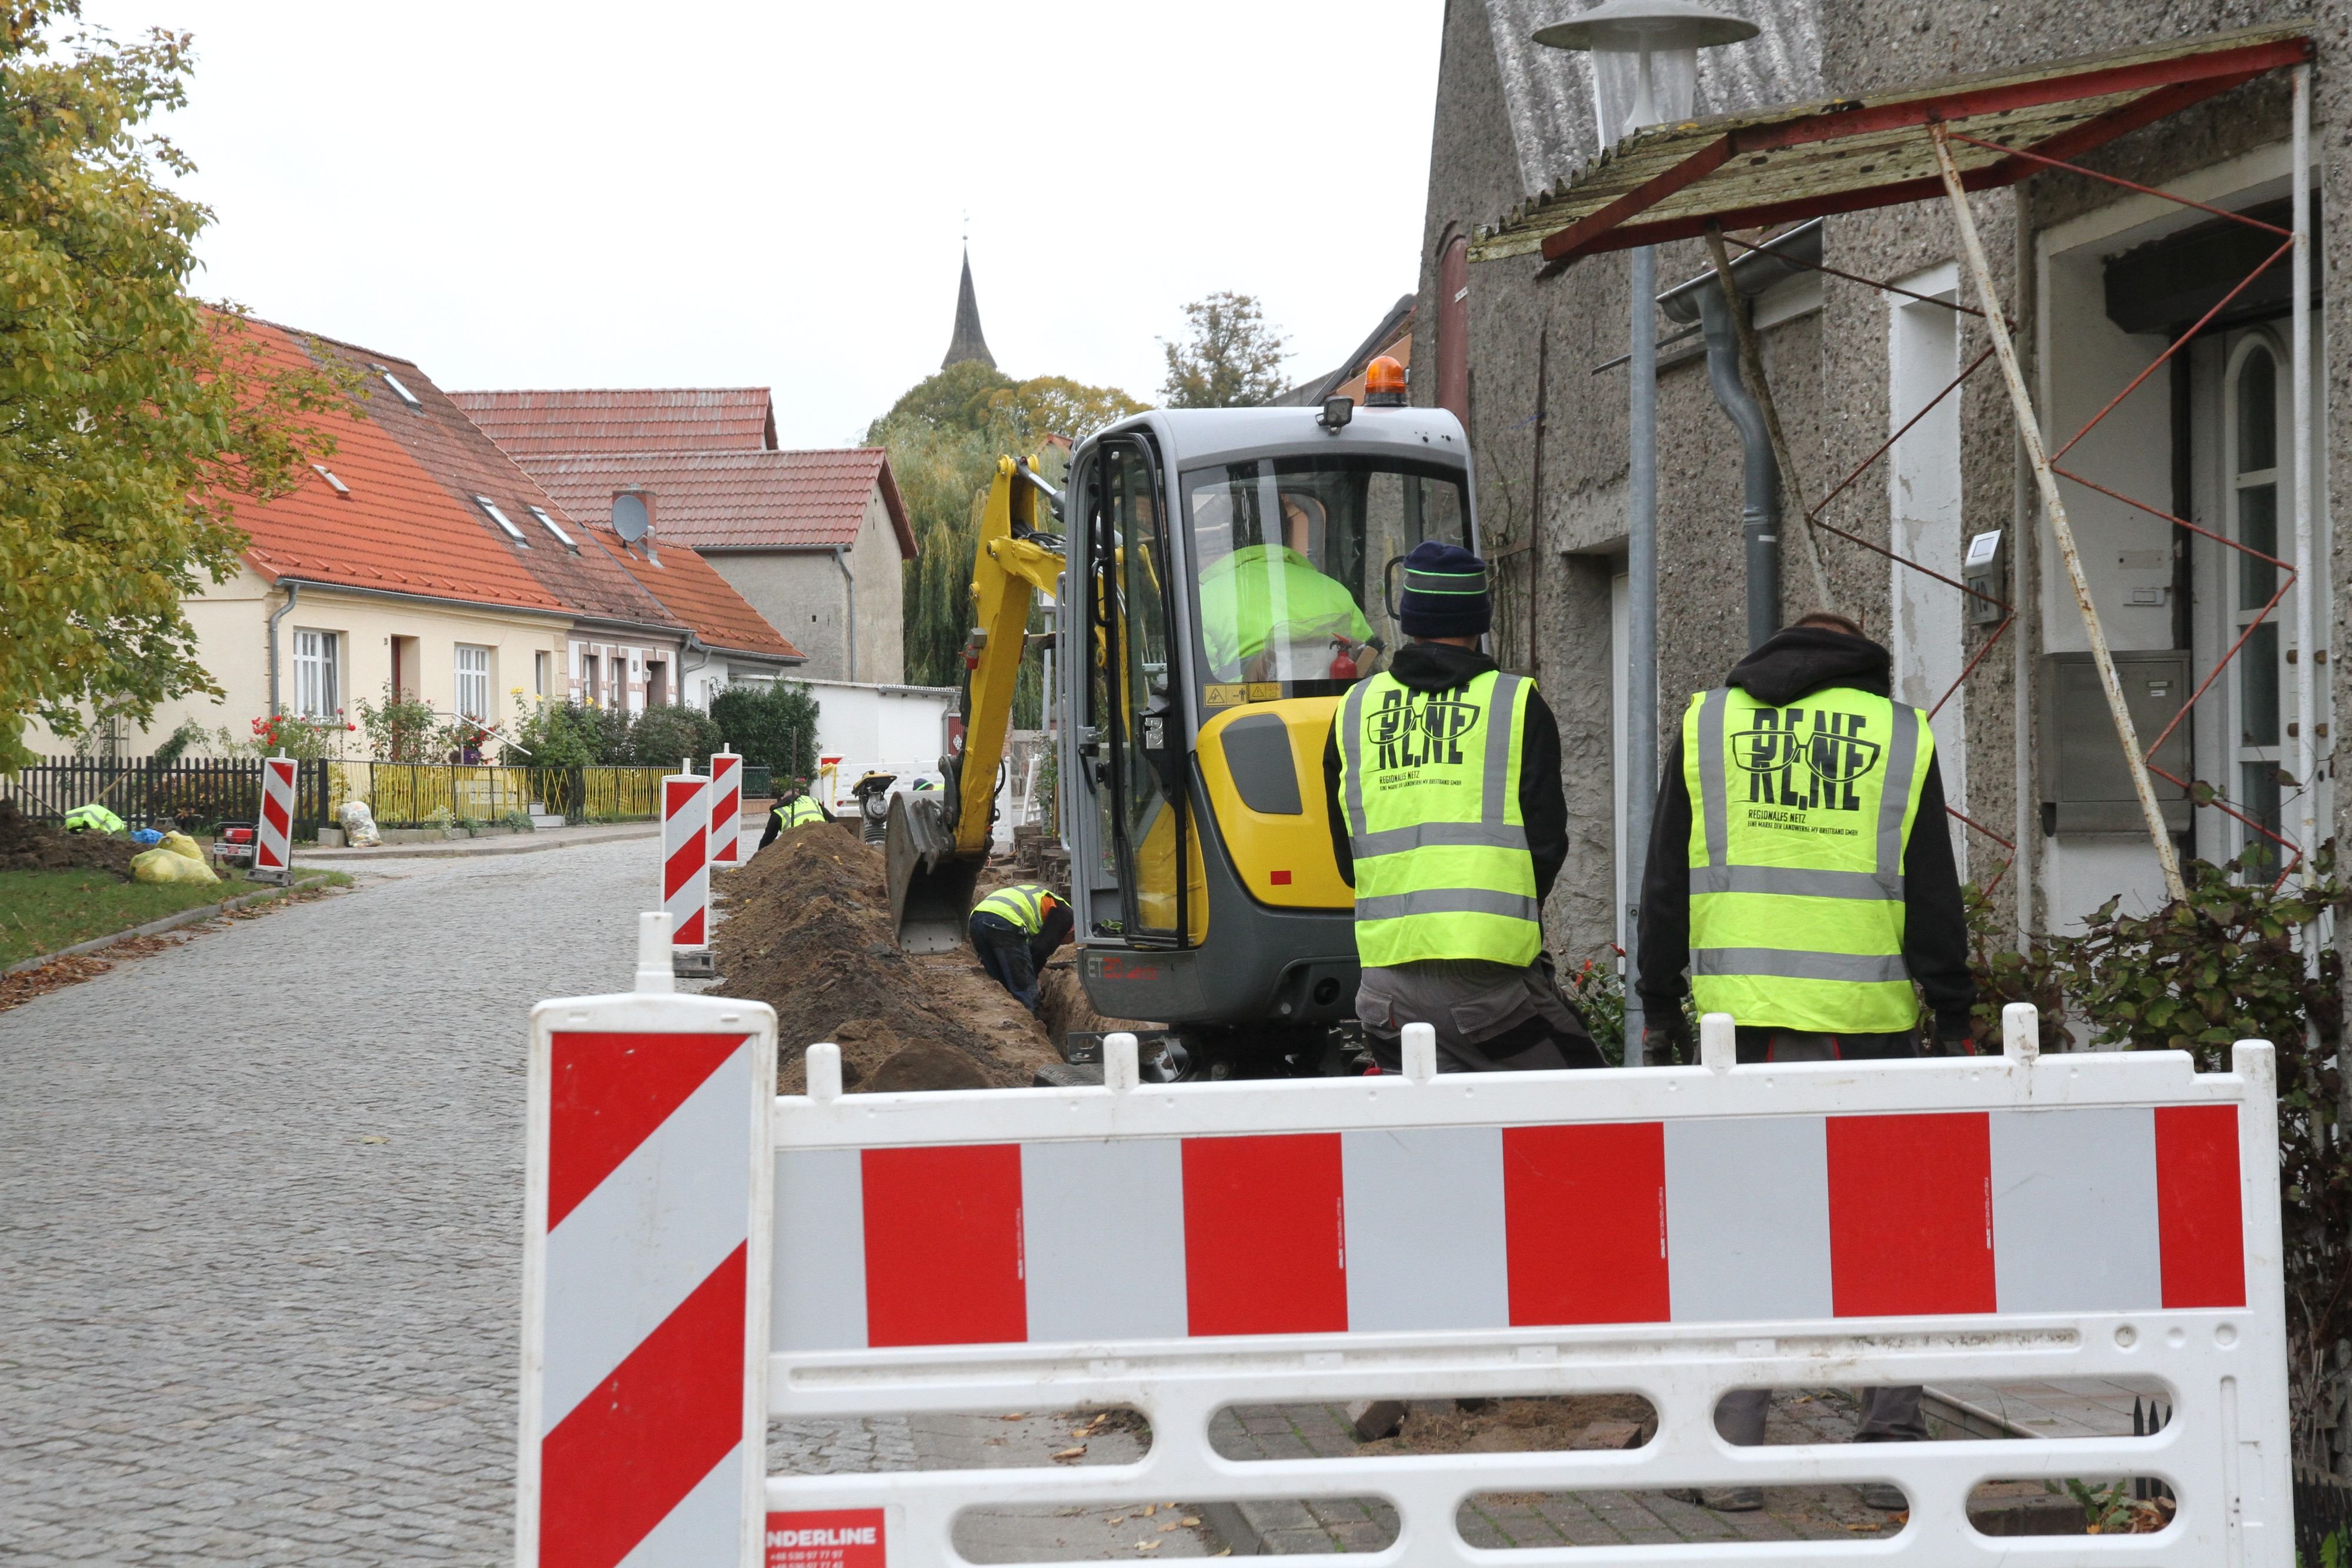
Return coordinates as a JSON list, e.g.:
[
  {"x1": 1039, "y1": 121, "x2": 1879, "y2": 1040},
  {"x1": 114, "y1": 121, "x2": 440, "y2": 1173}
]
[
  {"x1": 713, "y1": 824, "x2": 1064, "y2": 1092},
  {"x1": 0, "y1": 800, "x2": 135, "y2": 878}
]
